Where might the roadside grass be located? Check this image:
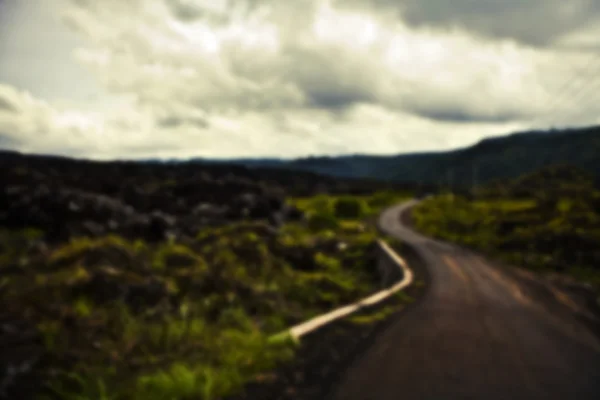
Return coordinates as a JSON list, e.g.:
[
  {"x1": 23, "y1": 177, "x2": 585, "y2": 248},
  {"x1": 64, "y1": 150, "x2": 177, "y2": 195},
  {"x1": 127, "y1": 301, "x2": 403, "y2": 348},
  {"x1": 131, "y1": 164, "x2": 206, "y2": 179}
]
[
  {"x1": 412, "y1": 191, "x2": 600, "y2": 287},
  {"x1": 290, "y1": 191, "x2": 415, "y2": 327},
  {"x1": 1, "y1": 190, "x2": 413, "y2": 400},
  {"x1": 290, "y1": 191, "x2": 412, "y2": 235},
  {"x1": 346, "y1": 291, "x2": 415, "y2": 326},
  {"x1": 347, "y1": 305, "x2": 399, "y2": 325},
  {"x1": 290, "y1": 191, "x2": 412, "y2": 221}
]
